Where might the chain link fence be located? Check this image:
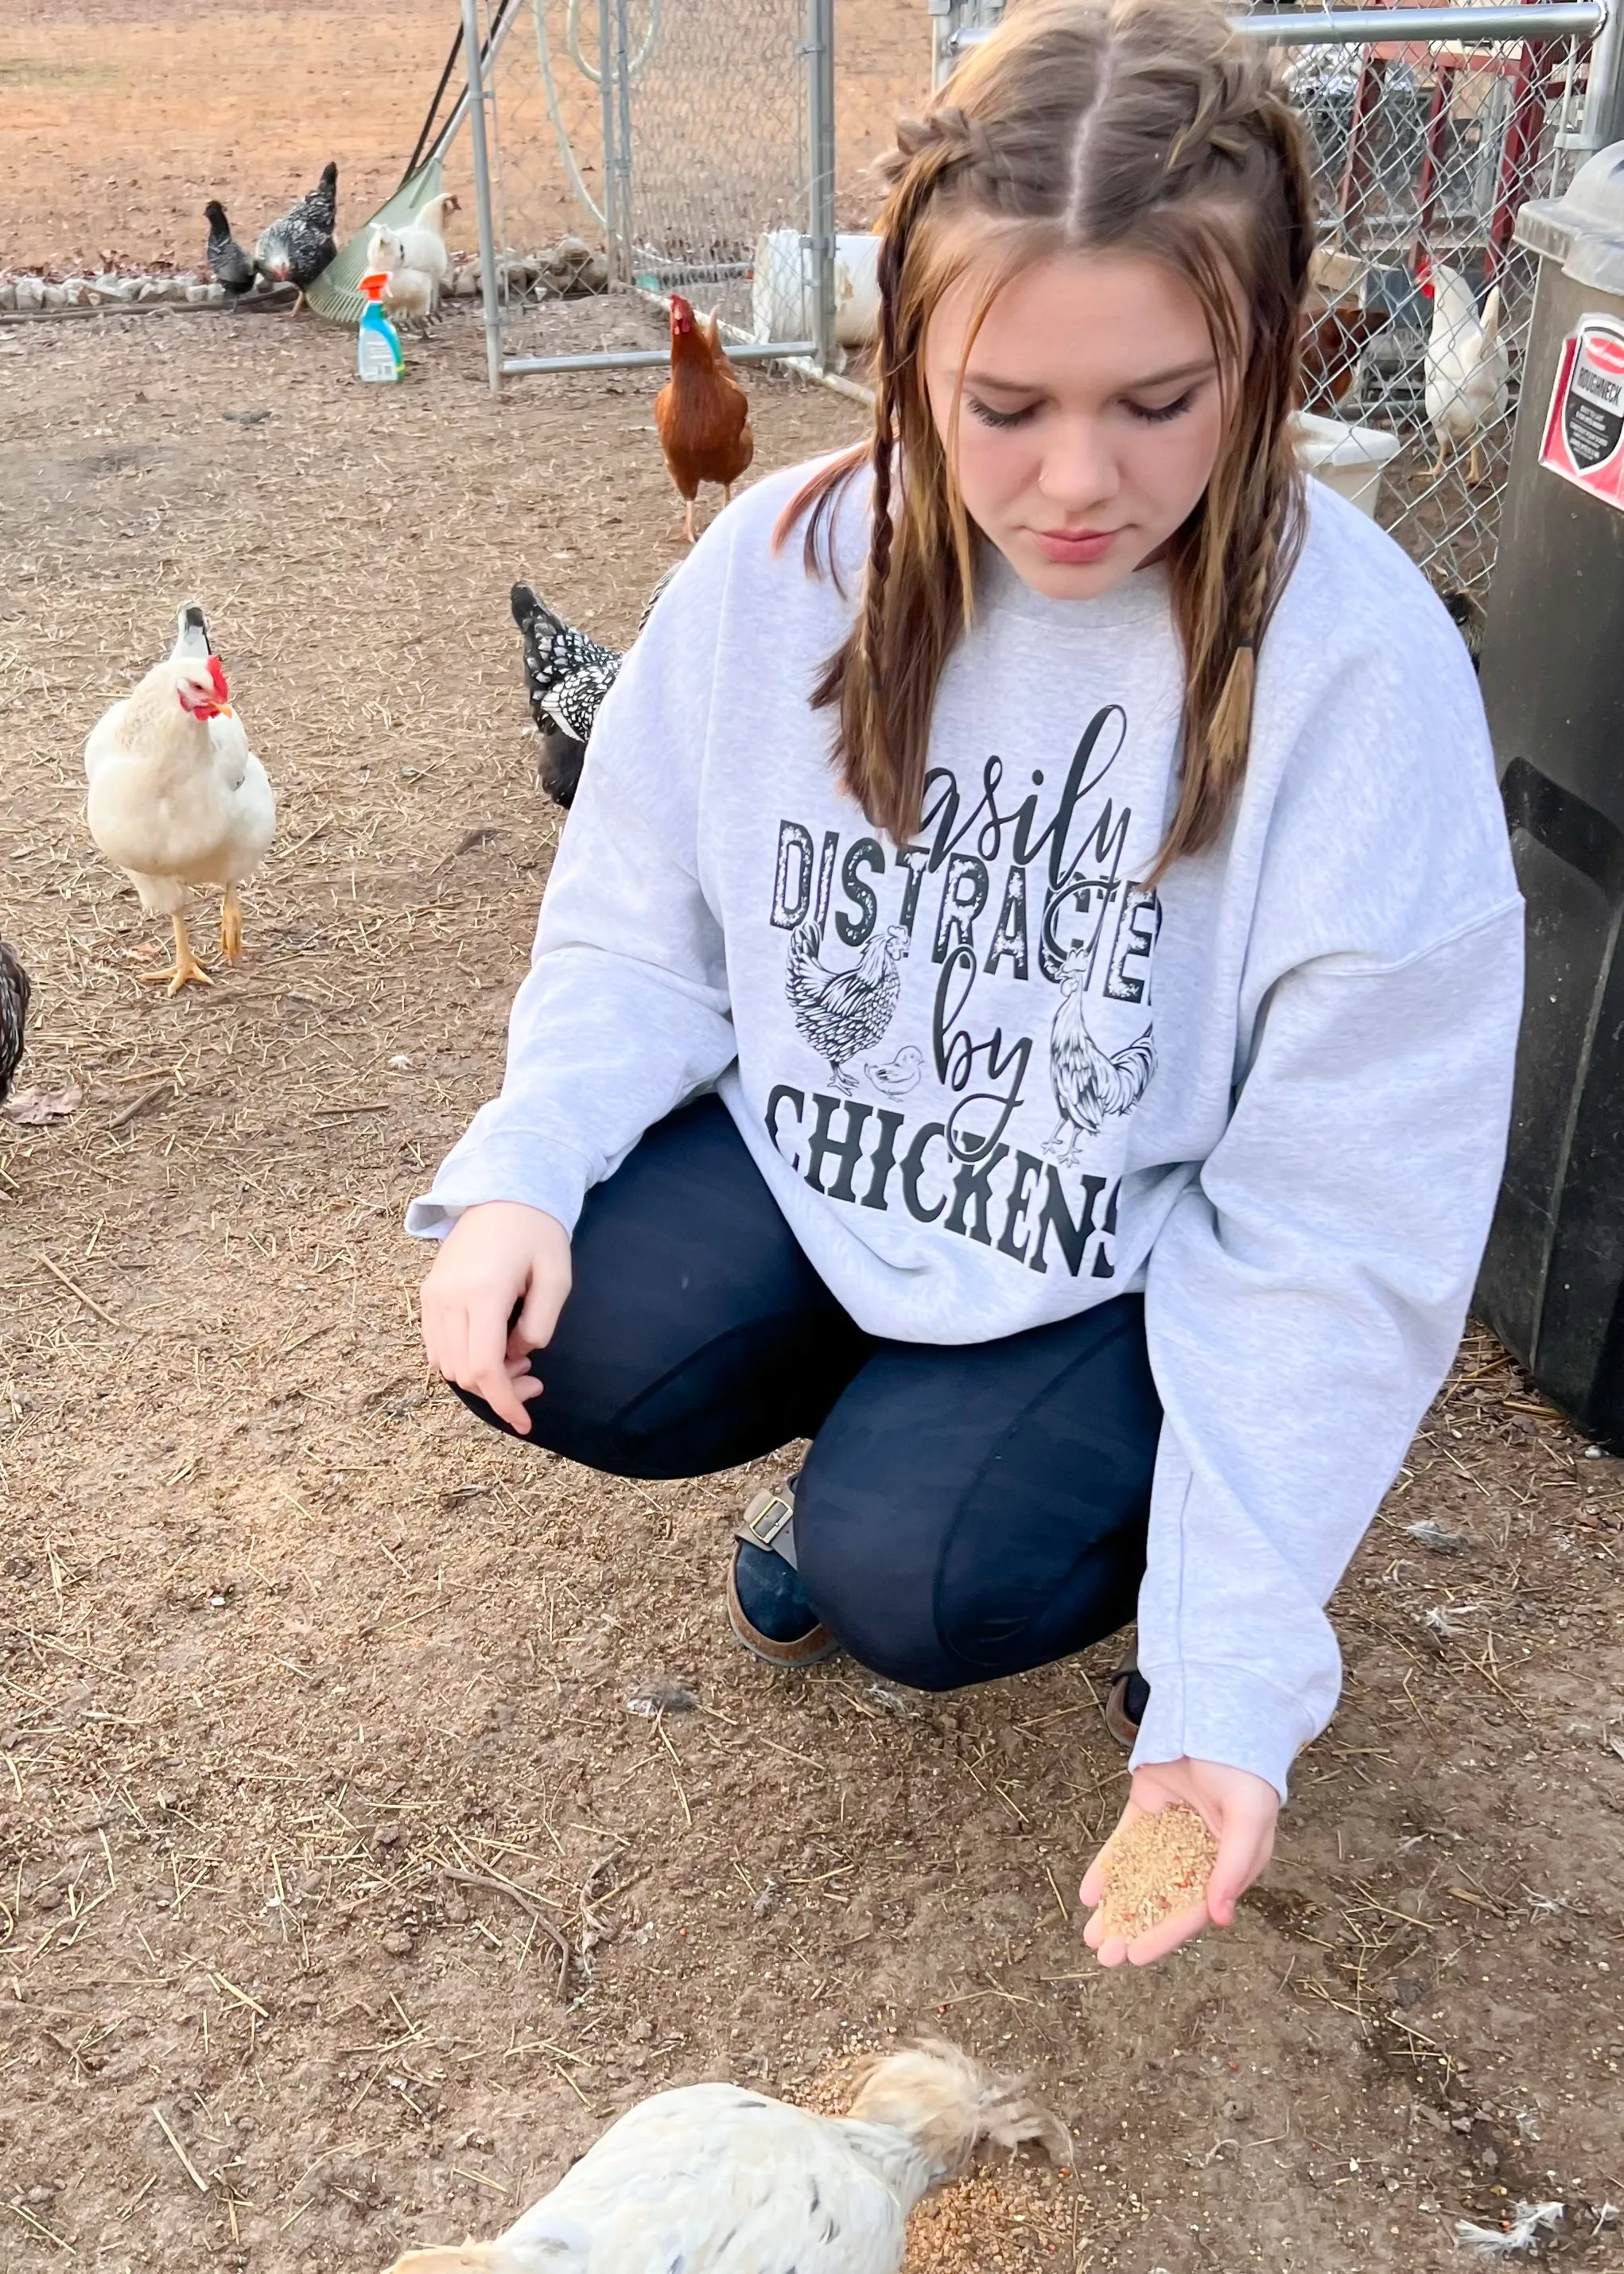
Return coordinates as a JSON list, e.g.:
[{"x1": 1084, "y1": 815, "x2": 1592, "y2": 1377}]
[
  {"x1": 465, "y1": 0, "x2": 833, "y2": 375},
  {"x1": 1276, "y1": 8, "x2": 1599, "y2": 602},
  {"x1": 935, "y1": 1, "x2": 1612, "y2": 605}
]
